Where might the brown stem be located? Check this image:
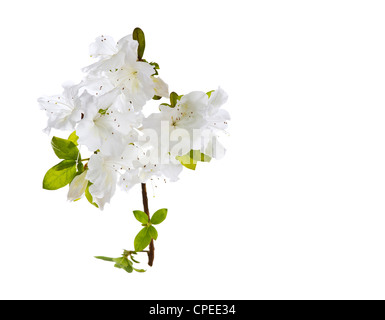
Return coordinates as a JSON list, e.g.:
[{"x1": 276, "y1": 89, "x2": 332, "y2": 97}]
[{"x1": 141, "y1": 183, "x2": 154, "y2": 266}]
